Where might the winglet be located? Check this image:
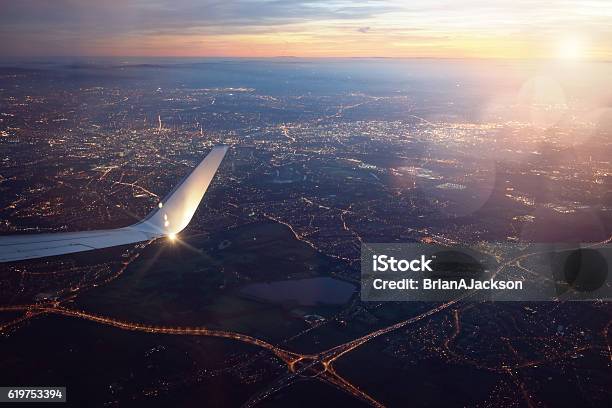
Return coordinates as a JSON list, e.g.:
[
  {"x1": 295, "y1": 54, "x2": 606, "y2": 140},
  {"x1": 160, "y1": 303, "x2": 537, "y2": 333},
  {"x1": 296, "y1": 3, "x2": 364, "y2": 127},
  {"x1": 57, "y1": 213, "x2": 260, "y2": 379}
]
[{"x1": 132, "y1": 145, "x2": 229, "y2": 236}]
